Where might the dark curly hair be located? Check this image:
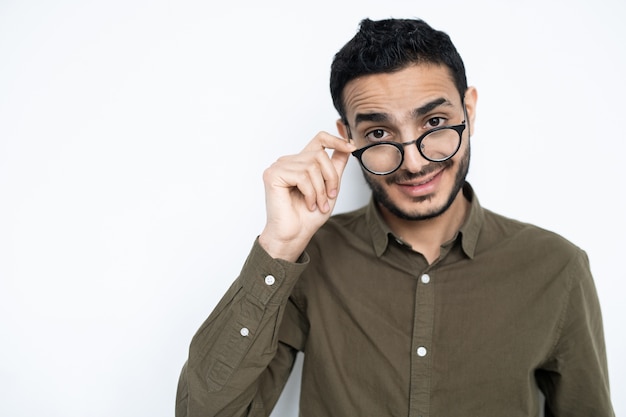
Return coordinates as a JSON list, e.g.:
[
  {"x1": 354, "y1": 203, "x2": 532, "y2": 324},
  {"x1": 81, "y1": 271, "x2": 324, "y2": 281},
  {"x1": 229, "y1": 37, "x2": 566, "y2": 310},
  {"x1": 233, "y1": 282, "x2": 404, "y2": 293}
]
[{"x1": 330, "y1": 18, "x2": 468, "y2": 123}]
